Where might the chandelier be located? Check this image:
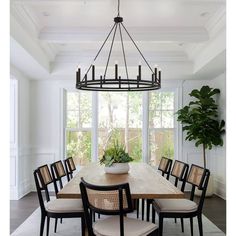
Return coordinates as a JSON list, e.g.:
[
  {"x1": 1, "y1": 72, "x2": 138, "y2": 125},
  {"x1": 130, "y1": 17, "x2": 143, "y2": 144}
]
[{"x1": 76, "y1": 0, "x2": 161, "y2": 91}]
